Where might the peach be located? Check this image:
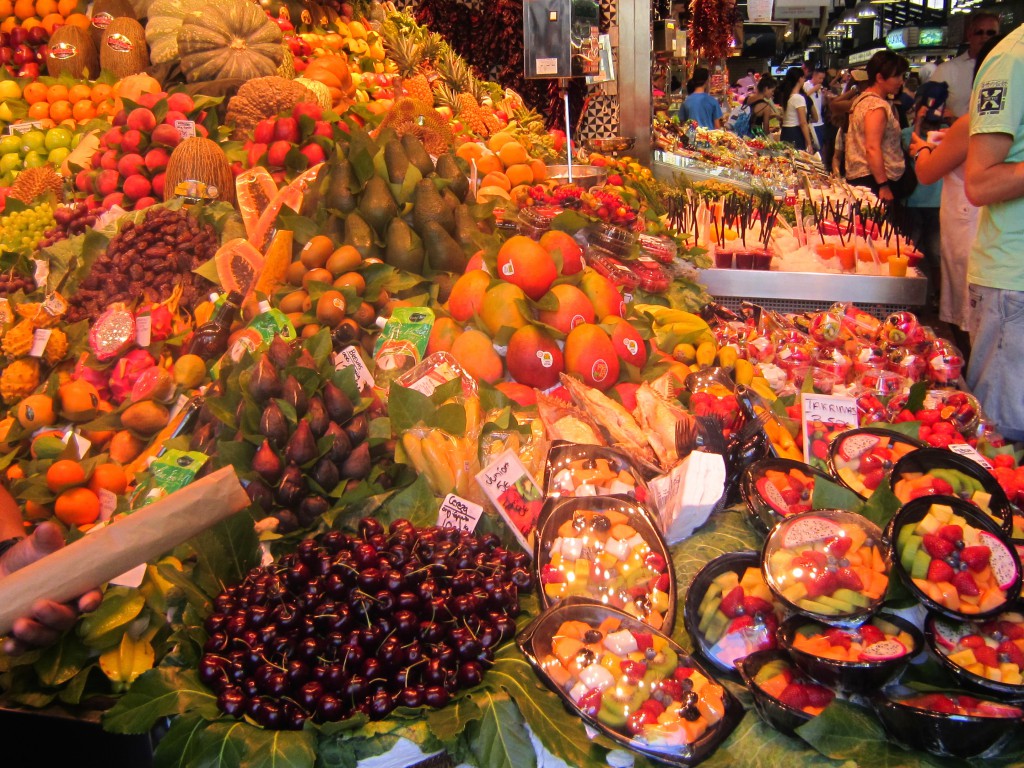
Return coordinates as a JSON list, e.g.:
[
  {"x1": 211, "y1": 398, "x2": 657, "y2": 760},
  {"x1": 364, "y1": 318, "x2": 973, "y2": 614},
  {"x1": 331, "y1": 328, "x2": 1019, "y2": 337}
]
[
  {"x1": 145, "y1": 147, "x2": 169, "y2": 173},
  {"x1": 151, "y1": 172, "x2": 165, "y2": 197},
  {"x1": 96, "y1": 168, "x2": 120, "y2": 196},
  {"x1": 102, "y1": 191, "x2": 125, "y2": 209},
  {"x1": 292, "y1": 102, "x2": 322, "y2": 122},
  {"x1": 300, "y1": 143, "x2": 325, "y2": 165},
  {"x1": 102, "y1": 127, "x2": 123, "y2": 147},
  {"x1": 253, "y1": 119, "x2": 275, "y2": 145},
  {"x1": 116, "y1": 153, "x2": 144, "y2": 178},
  {"x1": 274, "y1": 116, "x2": 300, "y2": 143},
  {"x1": 125, "y1": 107, "x2": 156, "y2": 132},
  {"x1": 123, "y1": 174, "x2": 151, "y2": 201},
  {"x1": 165, "y1": 92, "x2": 194, "y2": 113},
  {"x1": 150, "y1": 123, "x2": 181, "y2": 148},
  {"x1": 99, "y1": 149, "x2": 118, "y2": 170},
  {"x1": 162, "y1": 110, "x2": 187, "y2": 125},
  {"x1": 120, "y1": 128, "x2": 143, "y2": 154},
  {"x1": 133, "y1": 196, "x2": 156, "y2": 210},
  {"x1": 267, "y1": 140, "x2": 291, "y2": 169},
  {"x1": 426, "y1": 317, "x2": 462, "y2": 356}
]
